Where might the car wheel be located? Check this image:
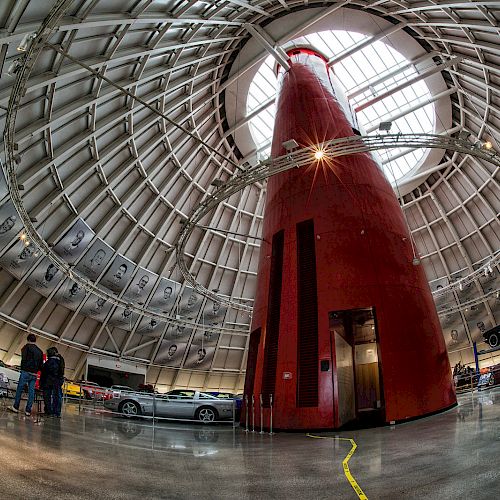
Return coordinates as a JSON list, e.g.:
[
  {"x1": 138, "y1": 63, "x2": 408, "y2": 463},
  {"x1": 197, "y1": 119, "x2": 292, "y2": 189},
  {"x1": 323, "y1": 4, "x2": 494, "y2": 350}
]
[
  {"x1": 488, "y1": 374, "x2": 495, "y2": 386},
  {"x1": 487, "y1": 333, "x2": 499, "y2": 348},
  {"x1": 196, "y1": 406, "x2": 218, "y2": 423},
  {"x1": 119, "y1": 400, "x2": 141, "y2": 418}
]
